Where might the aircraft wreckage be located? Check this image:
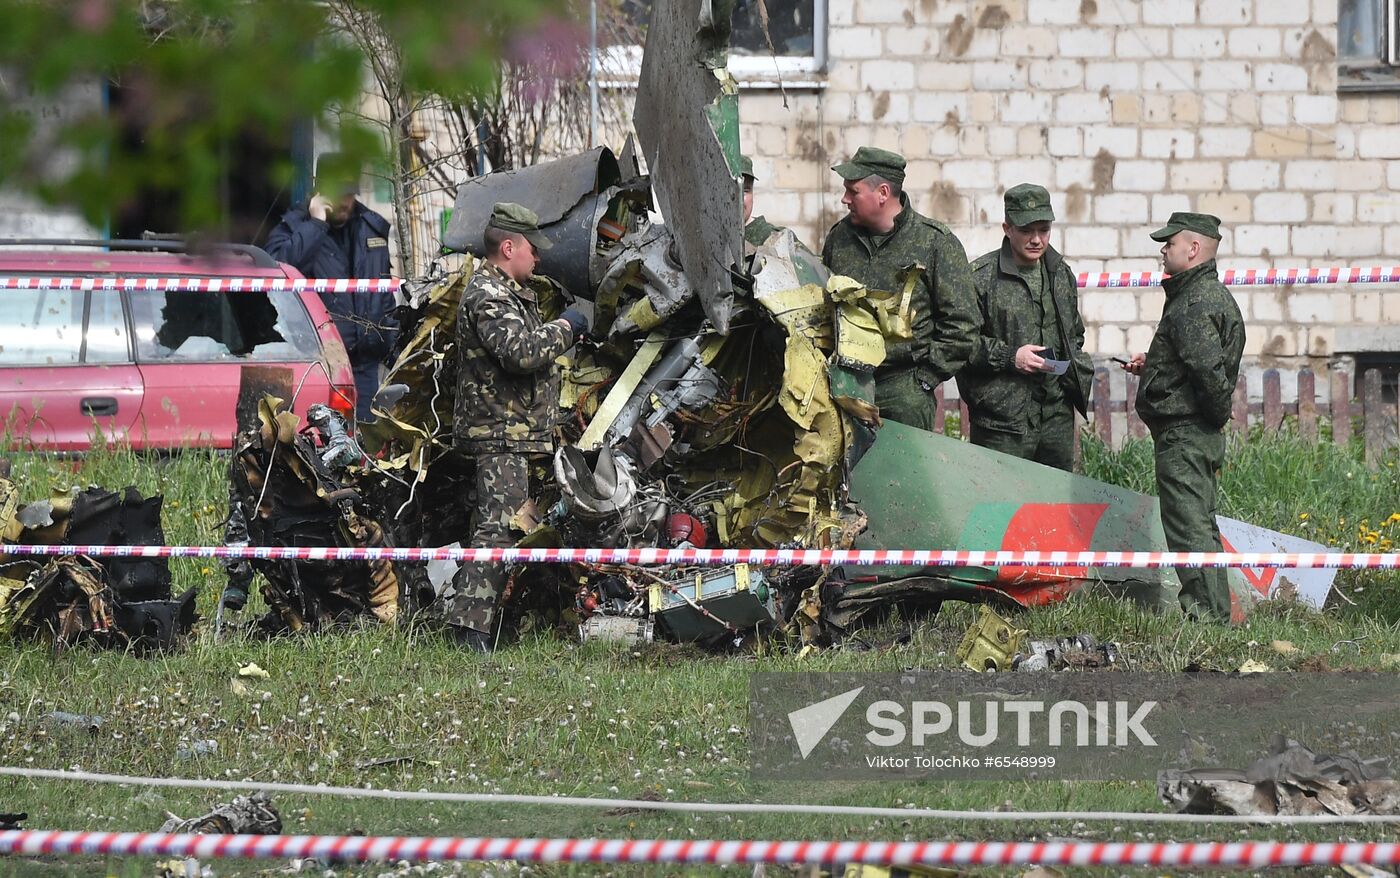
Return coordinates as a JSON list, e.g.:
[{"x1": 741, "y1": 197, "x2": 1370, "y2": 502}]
[{"x1": 212, "y1": 0, "x2": 1335, "y2": 645}]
